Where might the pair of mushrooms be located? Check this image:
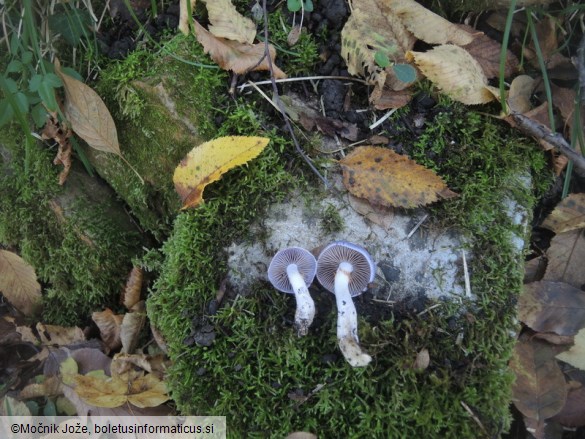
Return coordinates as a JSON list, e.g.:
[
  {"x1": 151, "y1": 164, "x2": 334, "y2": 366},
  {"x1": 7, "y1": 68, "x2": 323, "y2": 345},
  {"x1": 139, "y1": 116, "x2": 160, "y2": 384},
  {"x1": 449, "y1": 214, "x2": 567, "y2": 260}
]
[{"x1": 267, "y1": 241, "x2": 375, "y2": 367}]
